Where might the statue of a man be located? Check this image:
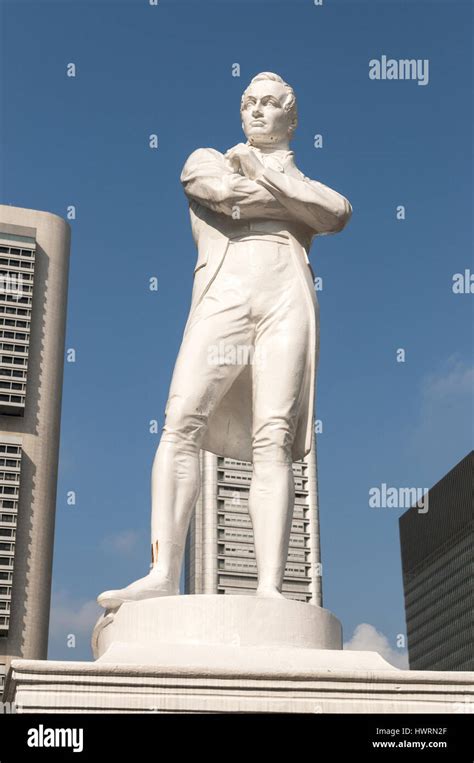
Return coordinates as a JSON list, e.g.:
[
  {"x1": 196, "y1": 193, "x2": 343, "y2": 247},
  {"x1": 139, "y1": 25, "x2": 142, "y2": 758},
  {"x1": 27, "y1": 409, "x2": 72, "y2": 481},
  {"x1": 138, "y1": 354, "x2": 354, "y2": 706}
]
[{"x1": 98, "y1": 72, "x2": 351, "y2": 608}]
